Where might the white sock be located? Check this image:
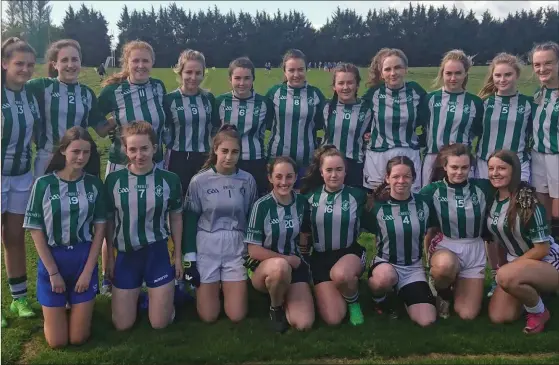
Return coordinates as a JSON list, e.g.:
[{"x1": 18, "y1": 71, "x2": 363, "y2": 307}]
[
  {"x1": 524, "y1": 298, "x2": 545, "y2": 314},
  {"x1": 372, "y1": 295, "x2": 386, "y2": 303}
]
